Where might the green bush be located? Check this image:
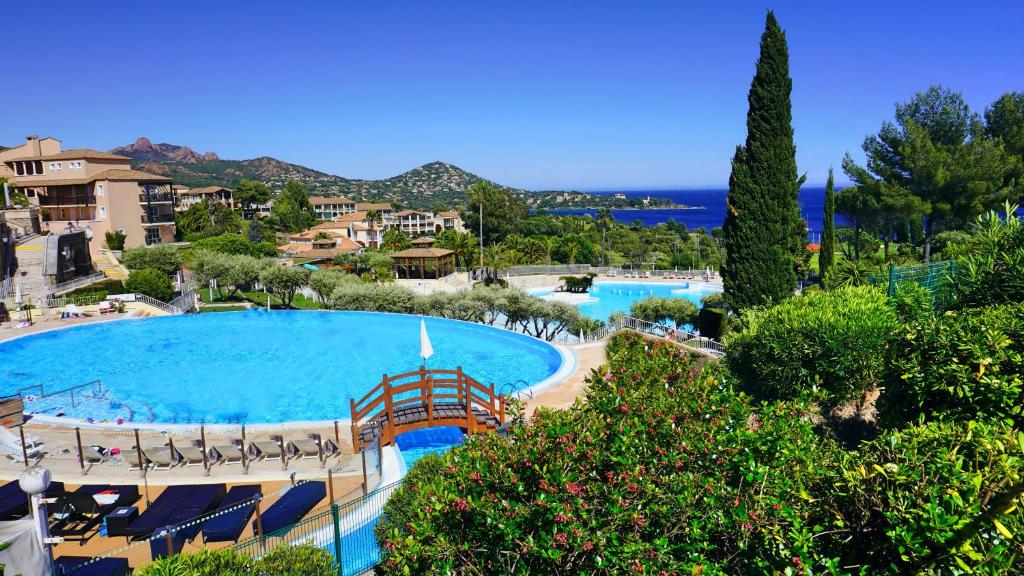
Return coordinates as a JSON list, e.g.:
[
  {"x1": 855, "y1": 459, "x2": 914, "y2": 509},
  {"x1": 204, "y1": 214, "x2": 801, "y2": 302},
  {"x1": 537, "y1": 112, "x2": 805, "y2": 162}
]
[
  {"x1": 135, "y1": 545, "x2": 335, "y2": 576},
  {"x1": 104, "y1": 230, "x2": 126, "y2": 250},
  {"x1": 726, "y1": 286, "x2": 898, "y2": 403},
  {"x1": 64, "y1": 279, "x2": 126, "y2": 301},
  {"x1": 827, "y1": 420, "x2": 1024, "y2": 575},
  {"x1": 947, "y1": 204, "x2": 1024, "y2": 309},
  {"x1": 884, "y1": 303, "x2": 1024, "y2": 427},
  {"x1": 558, "y1": 273, "x2": 595, "y2": 293},
  {"x1": 888, "y1": 281, "x2": 933, "y2": 324},
  {"x1": 122, "y1": 244, "x2": 184, "y2": 276},
  {"x1": 124, "y1": 268, "x2": 174, "y2": 302},
  {"x1": 192, "y1": 234, "x2": 277, "y2": 258},
  {"x1": 697, "y1": 307, "x2": 726, "y2": 339},
  {"x1": 377, "y1": 331, "x2": 840, "y2": 574},
  {"x1": 629, "y1": 296, "x2": 698, "y2": 328}
]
